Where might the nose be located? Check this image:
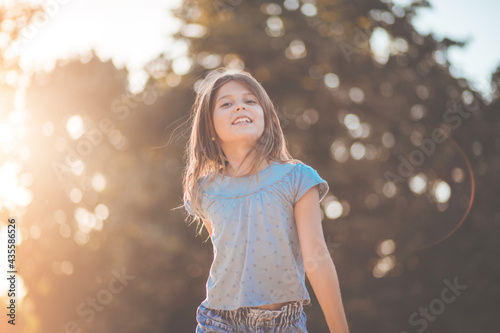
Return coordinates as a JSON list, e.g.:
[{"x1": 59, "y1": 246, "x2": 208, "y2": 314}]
[{"x1": 236, "y1": 105, "x2": 245, "y2": 111}]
